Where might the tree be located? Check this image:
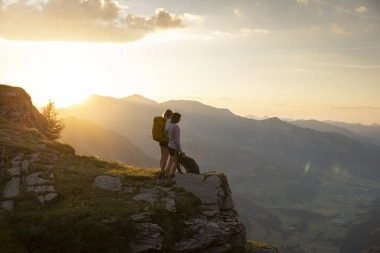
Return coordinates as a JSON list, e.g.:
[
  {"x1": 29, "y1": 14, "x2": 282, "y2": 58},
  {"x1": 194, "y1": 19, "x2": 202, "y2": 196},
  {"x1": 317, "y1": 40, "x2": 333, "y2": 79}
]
[{"x1": 42, "y1": 99, "x2": 65, "y2": 140}]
